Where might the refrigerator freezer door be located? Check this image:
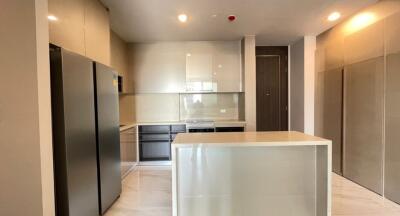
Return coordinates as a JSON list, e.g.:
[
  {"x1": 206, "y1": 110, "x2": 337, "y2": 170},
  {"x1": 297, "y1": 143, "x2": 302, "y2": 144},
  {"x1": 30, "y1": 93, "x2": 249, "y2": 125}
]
[
  {"x1": 50, "y1": 46, "x2": 99, "y2": 216},
  {"x1": 94, "y1": 62, "x2": 122, "y2": 214}
]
